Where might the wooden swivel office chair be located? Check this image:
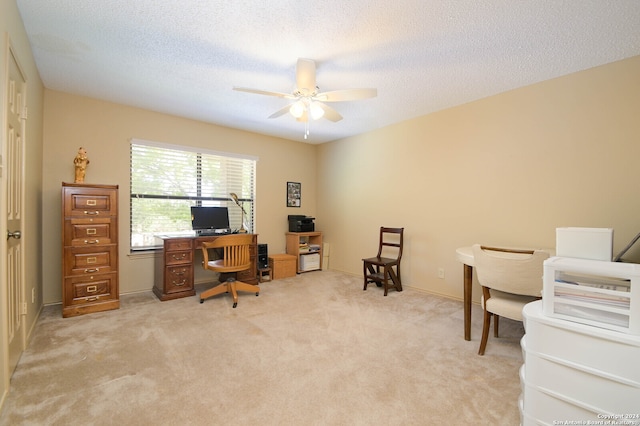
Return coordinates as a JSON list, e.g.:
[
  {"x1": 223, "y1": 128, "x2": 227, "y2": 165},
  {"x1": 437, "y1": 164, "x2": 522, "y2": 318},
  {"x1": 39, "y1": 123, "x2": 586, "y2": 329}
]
[
  {"x1": 472, "y1": 244, "x2": 549, "y2": 355},
  {"x1": 200, "y1": 234, "x2": 259, "y2": 308},
  {"x1": 362, "y1": 227, "x2": 404, "y2": 296}
]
